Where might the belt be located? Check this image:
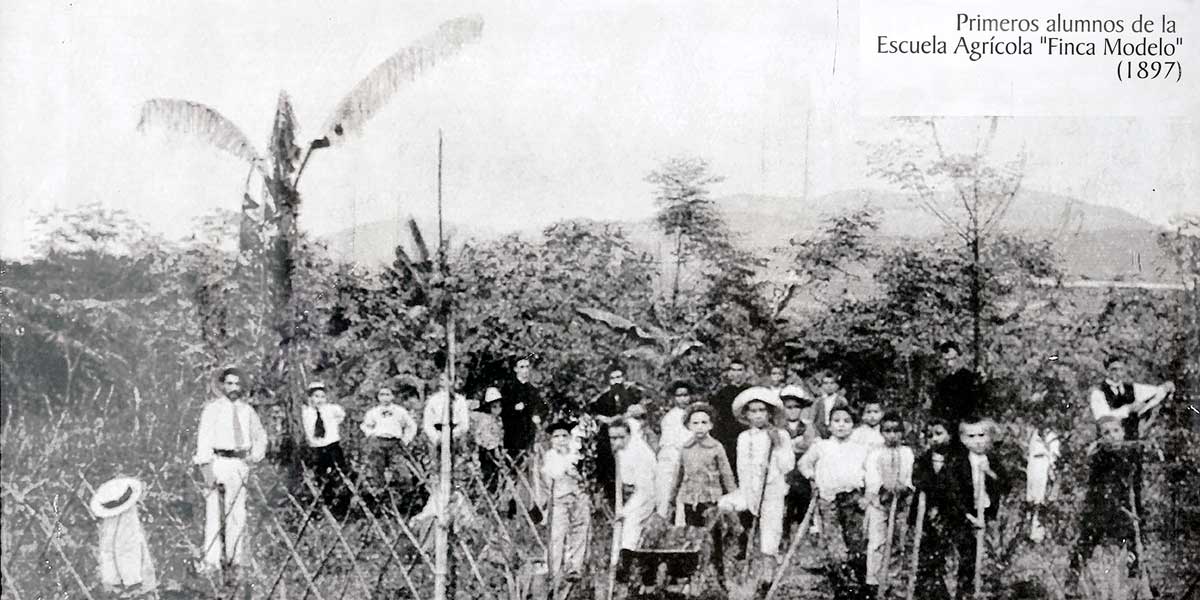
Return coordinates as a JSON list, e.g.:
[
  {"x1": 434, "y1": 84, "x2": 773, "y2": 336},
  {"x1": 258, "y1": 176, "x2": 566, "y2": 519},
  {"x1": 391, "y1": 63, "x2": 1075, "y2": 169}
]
[{"x1": 214, "y1": 449, "x2": 248, "y2": 459}]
